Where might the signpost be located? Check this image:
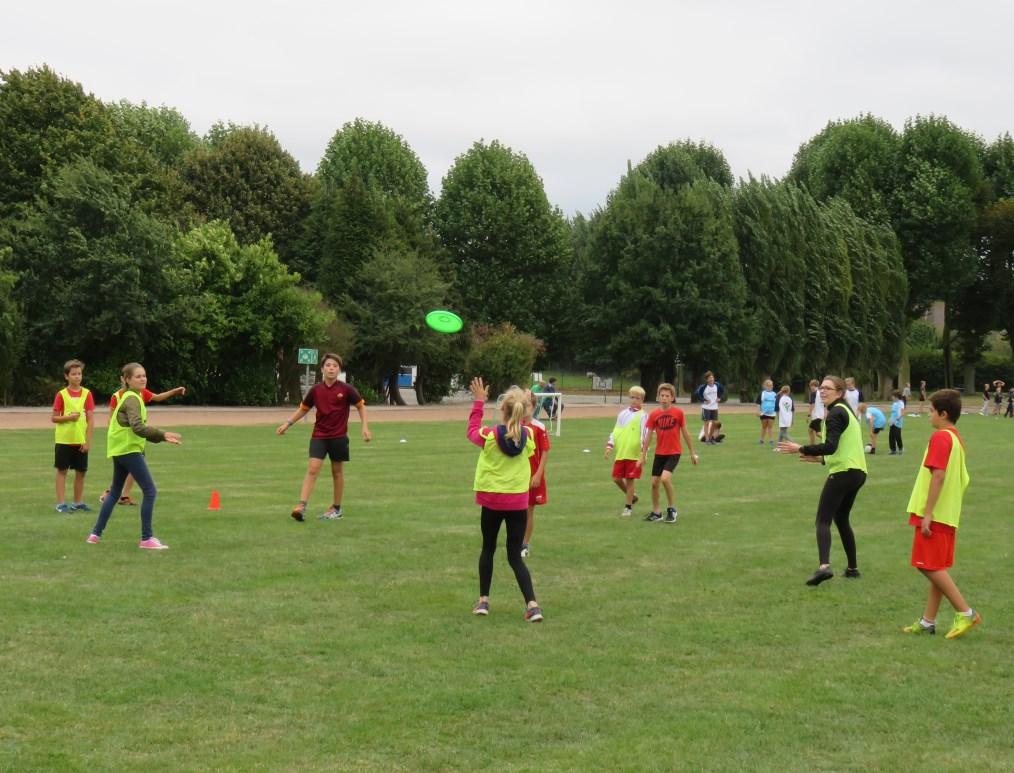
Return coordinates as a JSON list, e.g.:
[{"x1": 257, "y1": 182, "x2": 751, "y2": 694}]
[{"x1": 298, "y1": 348, "x2": 318, "y2": 396}]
